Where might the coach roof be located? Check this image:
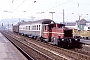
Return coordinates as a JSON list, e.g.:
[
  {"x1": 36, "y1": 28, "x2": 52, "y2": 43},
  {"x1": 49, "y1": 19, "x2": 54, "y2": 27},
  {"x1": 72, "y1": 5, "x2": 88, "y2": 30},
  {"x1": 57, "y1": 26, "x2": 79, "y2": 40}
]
[
  {"x1": 20, "y1": 19, "x2": 55, "y2": 25},
  {"x1": 31, "y1": 19, "x2": 55, "y2": 24}
]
